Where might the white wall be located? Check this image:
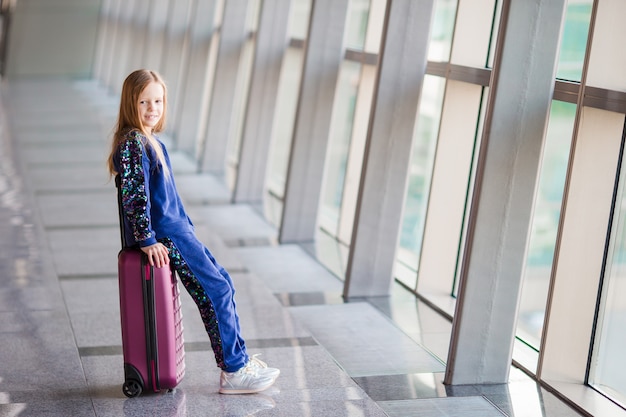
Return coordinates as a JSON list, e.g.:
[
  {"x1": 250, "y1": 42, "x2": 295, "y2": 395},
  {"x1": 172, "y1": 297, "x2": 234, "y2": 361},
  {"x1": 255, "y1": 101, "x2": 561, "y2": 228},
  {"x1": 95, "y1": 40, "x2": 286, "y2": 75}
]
[{"x1": 5, "y1": 0, "x2": 101, "y2": 78}]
